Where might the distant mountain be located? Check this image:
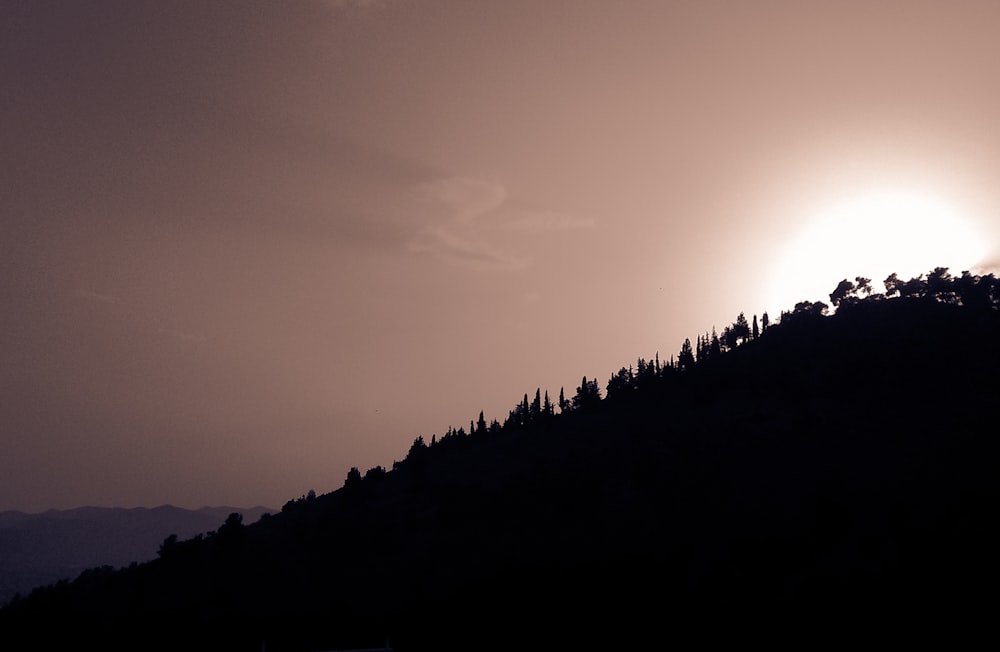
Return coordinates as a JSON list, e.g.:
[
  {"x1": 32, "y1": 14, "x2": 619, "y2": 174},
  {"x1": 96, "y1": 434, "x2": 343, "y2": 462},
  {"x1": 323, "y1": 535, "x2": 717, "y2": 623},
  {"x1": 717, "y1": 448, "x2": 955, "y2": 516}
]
[
  {"x1": 0, "y1": 505, "x2": 273, "y2": 607},
  {"x1": 2, "y1": 270, "x2": 998, "y2": 651}
]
